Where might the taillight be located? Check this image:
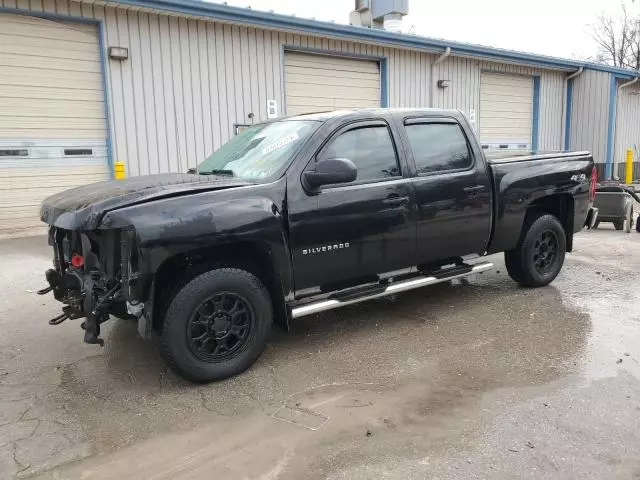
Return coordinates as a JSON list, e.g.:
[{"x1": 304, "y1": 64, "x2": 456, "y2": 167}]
[{"x1": 589, "y1": 167, "x2": 597, "y2": 201}]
